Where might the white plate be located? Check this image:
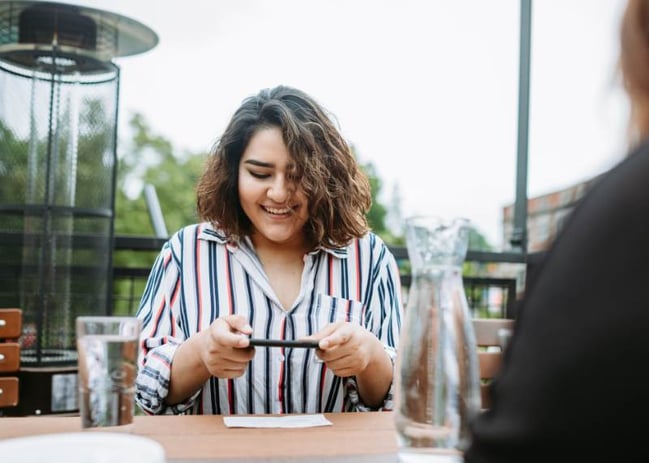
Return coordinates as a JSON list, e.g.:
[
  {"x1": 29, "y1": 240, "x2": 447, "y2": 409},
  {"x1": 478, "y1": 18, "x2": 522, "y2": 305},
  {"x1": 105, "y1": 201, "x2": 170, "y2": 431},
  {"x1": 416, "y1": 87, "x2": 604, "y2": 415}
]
[{"x1": 0, "y1": 432, "x2": 166, "y2": 463}]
